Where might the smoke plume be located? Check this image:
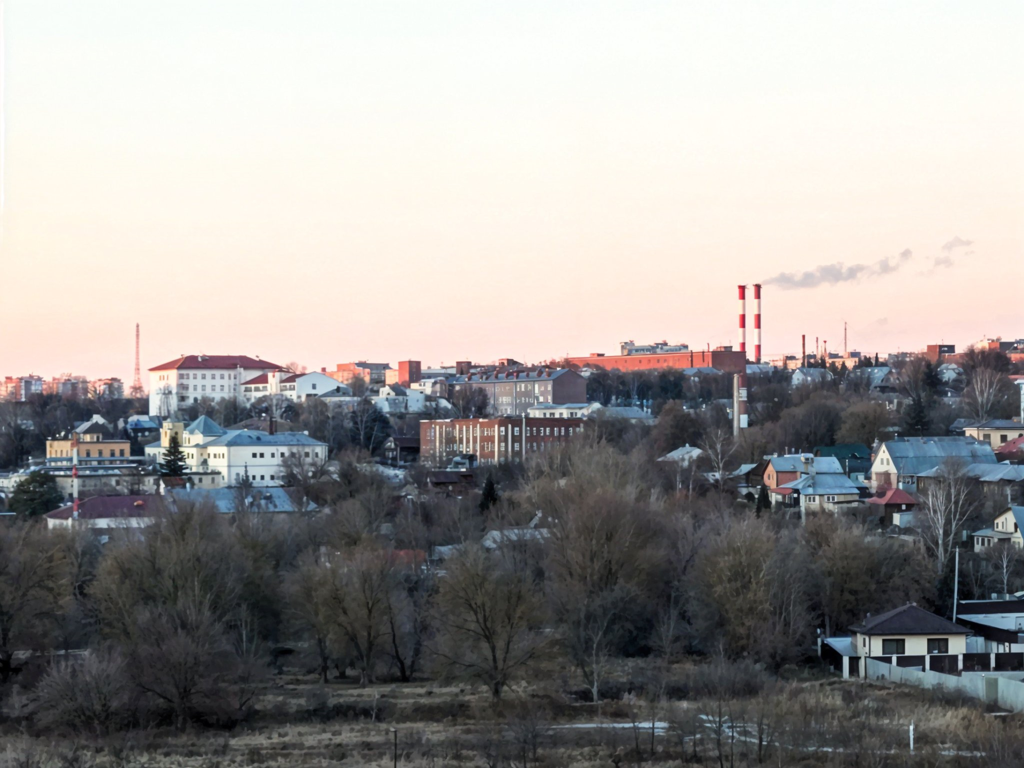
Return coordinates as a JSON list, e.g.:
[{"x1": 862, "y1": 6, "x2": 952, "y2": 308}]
[
  {"x1": 942, "y1": 236, "x2": 973, "y2": 252},
  {"x1": 763, "y1": 249, "x2": 913, "y2": 290}
]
